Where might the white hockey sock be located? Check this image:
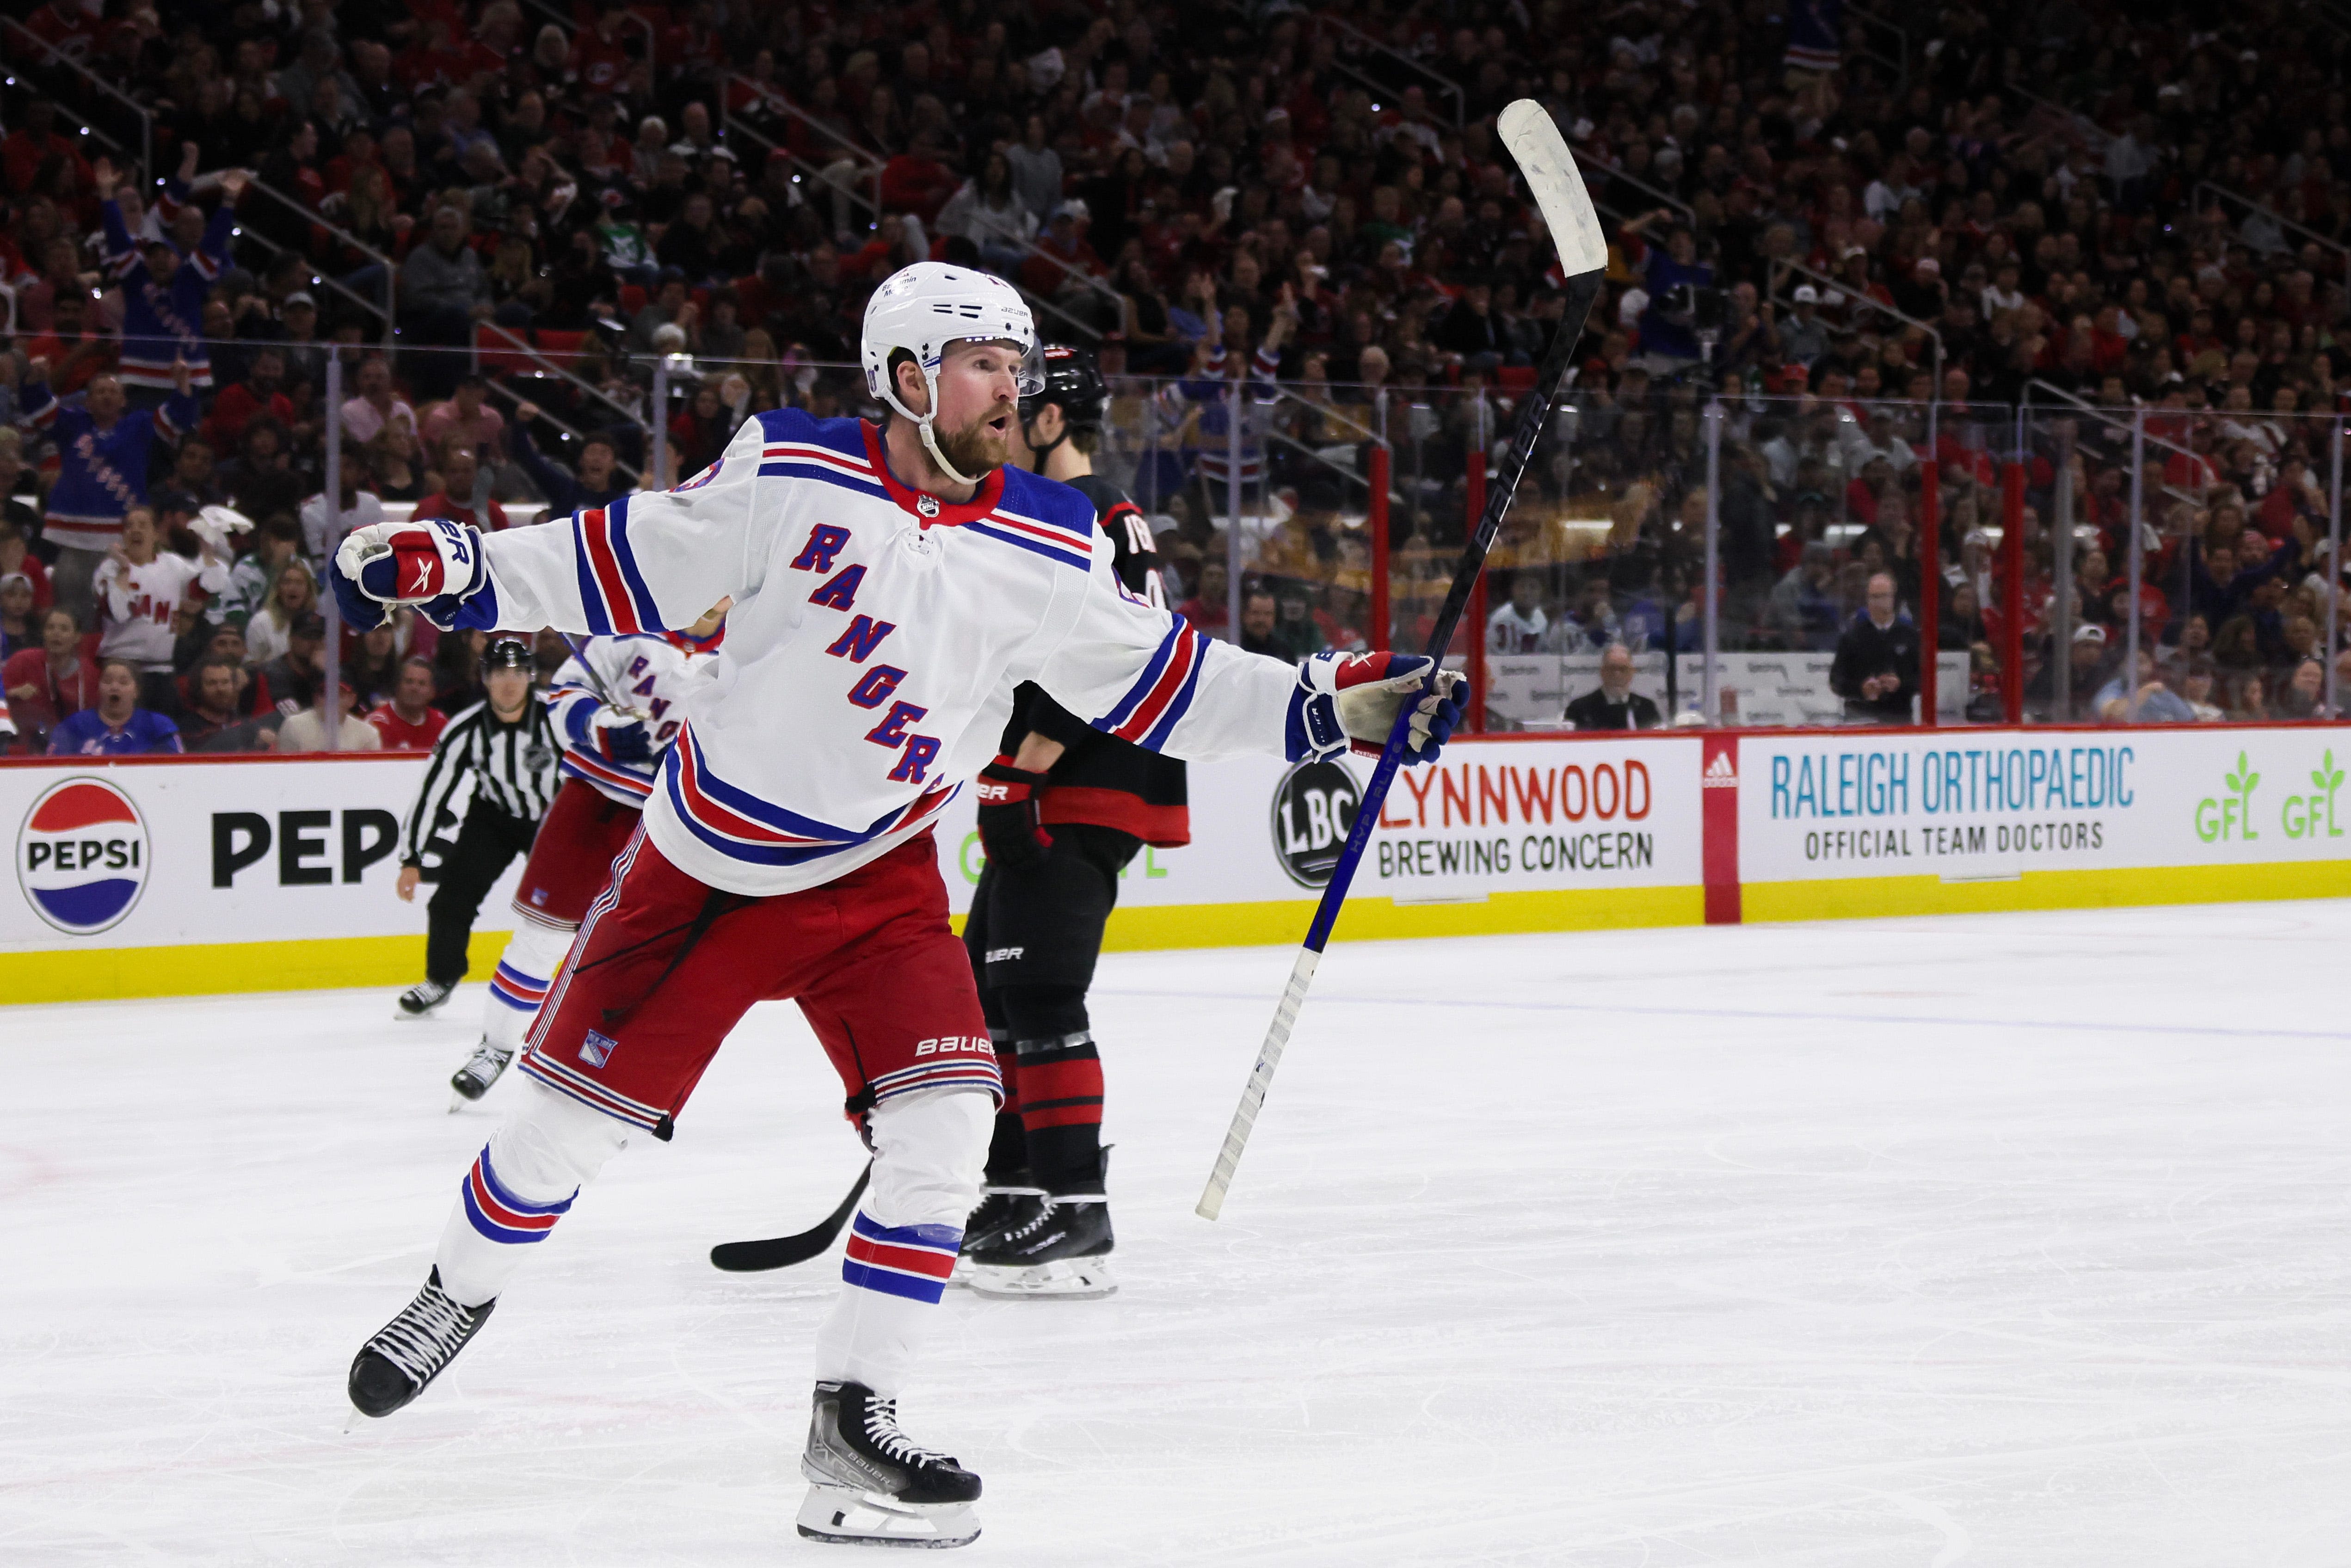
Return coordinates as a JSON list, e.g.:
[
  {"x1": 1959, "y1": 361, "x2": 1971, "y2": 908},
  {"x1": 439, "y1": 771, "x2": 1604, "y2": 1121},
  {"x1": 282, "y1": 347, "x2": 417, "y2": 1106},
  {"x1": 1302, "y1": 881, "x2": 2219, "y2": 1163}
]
[
  {"x1": 435, "y1": 1078, "x2": 631, "y2": 1306},
  {"x1": 480, "y1": 920, "x2": 575, "y2": 1054},
  {"x1": 813, "y1": 1087, "x2": 991, "y2": 1396}
]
